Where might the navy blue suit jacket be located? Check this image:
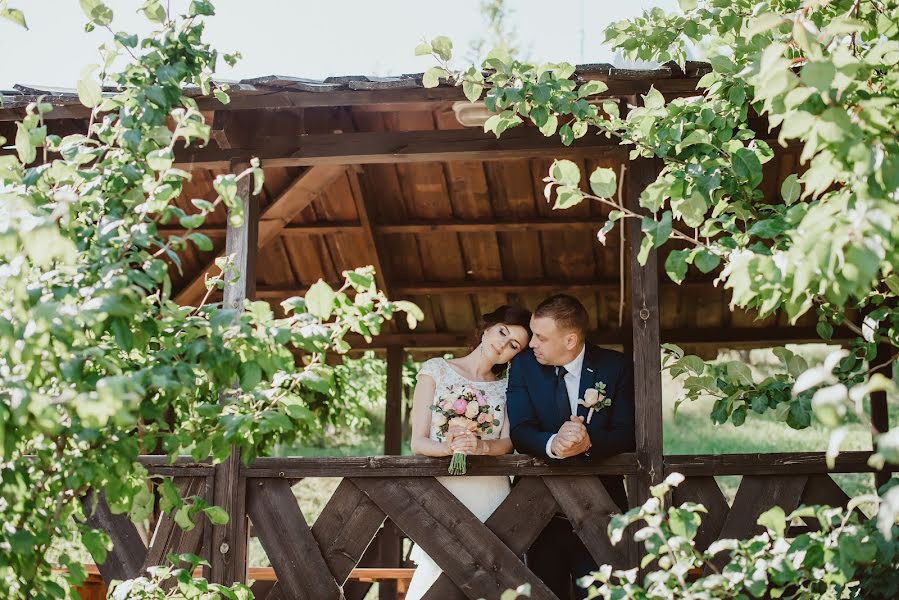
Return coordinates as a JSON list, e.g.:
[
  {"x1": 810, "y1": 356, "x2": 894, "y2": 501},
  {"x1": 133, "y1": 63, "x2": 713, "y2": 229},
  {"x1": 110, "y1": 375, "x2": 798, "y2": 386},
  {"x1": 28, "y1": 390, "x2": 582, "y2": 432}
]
[{"x1": 507, "y1": 344, "x2": 635, "y2": 510}]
